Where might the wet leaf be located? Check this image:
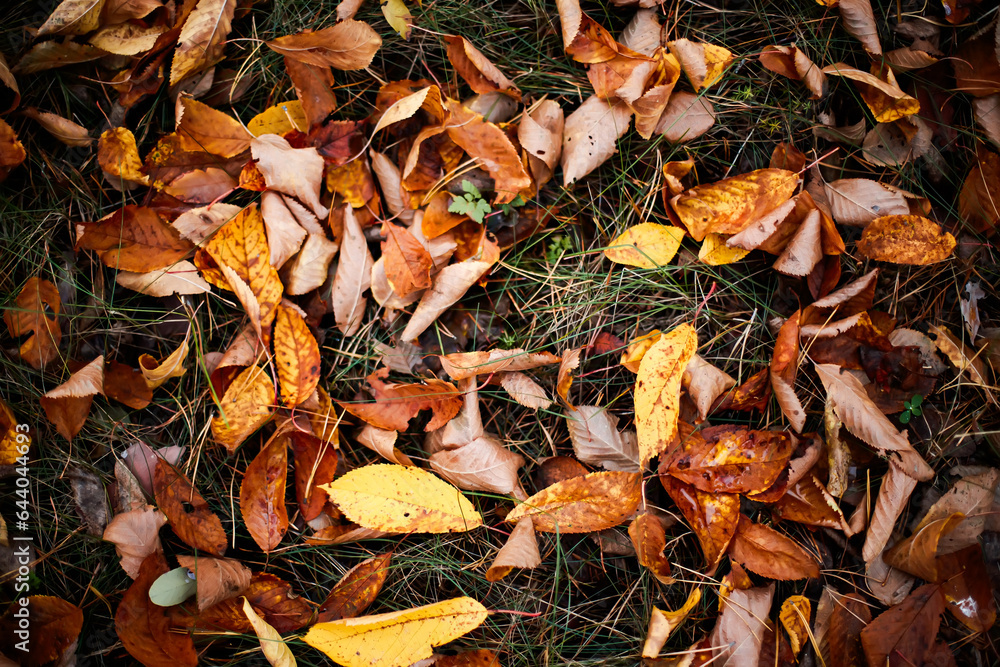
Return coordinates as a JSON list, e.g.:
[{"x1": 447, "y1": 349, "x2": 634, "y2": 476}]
[
  {"x1": 0, "y1": 596, "x2": 83, "y2": 667},
  {"x1": 240, "y1": 436, "x2": 289, "y2": 552},
  {"x1": 659, "y1": 475, "x2": 739, "y2": 567},
  {"x1": 860, "y1": 584, "x2": 945, "y2": 667},
  {"x1": 771, "y1": 310, "x2": 805, "y2": 432},
  {"x1": 629, "y1": 512, "x2": 674, "y2": 584},
  {"x1": 661, "y1": 425, "x2": 793, "y2": 494},
  {"x1": 728, "y1": 514, "x2": 820, "y2": 580},
  {"x1": 506, "y1": 470, "x2": 641, "y2": 533}
]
